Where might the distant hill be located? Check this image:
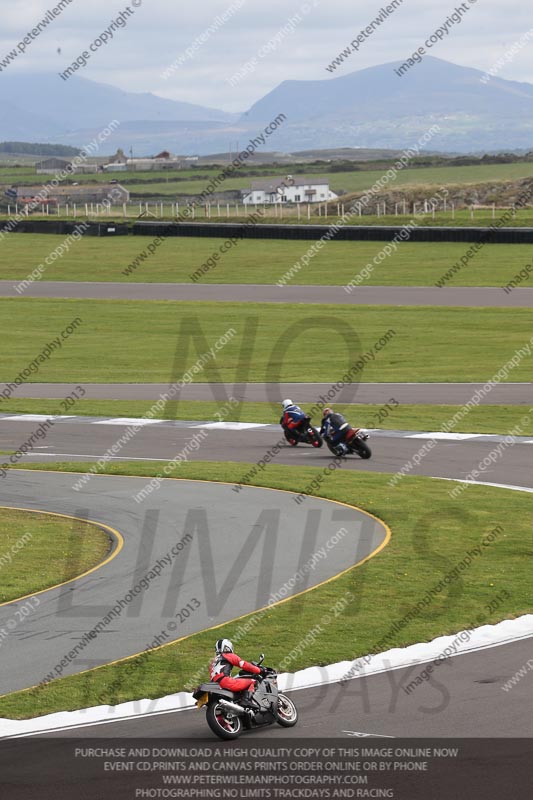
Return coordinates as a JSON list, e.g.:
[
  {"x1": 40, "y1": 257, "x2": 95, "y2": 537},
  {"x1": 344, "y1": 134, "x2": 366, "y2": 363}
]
[
  {"x1": 243, "y1": 57, "x2": 533, "y2": 123},
  {"x1": 241, "y1": 57, "x2": 533, "y2": 153},
  {"x1": 2, "y1": 58, "x2": 533, "y2": 154},
  {"x1": 0, "y1": 74, "x2": 237, "y2": 149},
  {"x1": 0, "y1": 141, "x2": 81, "y2": 156}
]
